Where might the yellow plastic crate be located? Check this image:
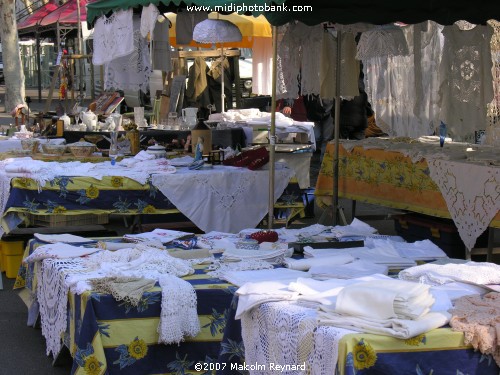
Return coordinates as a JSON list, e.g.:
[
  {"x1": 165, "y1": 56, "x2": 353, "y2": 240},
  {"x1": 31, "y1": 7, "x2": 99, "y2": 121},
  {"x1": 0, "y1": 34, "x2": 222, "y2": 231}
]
[{"x1": 0, "y1": 240, "x2": 25, "y2": 278}]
